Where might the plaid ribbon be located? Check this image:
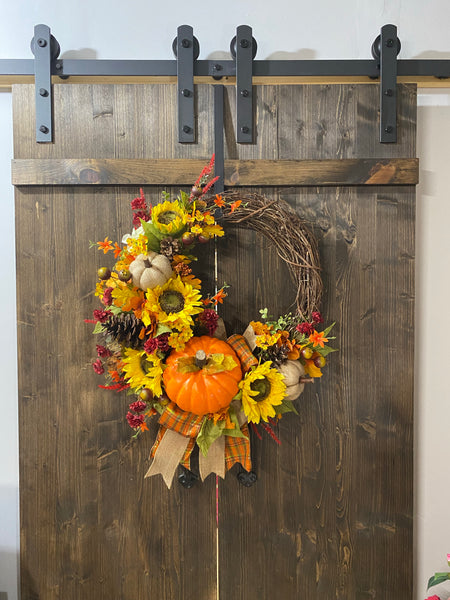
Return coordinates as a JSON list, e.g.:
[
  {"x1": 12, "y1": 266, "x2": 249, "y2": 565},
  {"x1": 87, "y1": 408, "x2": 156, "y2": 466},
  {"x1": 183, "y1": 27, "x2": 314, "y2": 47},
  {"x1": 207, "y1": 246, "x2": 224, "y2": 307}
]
[
  {"x1": 150, "y1": 401, "x2": 252, "y2": 478},
  {"x1": 159, "y1": 401, "x2": 204, "y2": 438},
  {"x1": 227, "y1": 334, "x2": 258, "y2": 373},
  {"x1": 225, "y1": 423, "x2": 251, "y2": 472}
]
